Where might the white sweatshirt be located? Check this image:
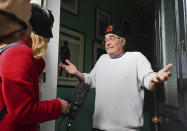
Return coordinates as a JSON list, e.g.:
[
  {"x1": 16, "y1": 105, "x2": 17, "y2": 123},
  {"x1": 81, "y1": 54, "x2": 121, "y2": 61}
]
[{"x1": 84, "y1": 52, "x2": 156, "y2": 131}]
